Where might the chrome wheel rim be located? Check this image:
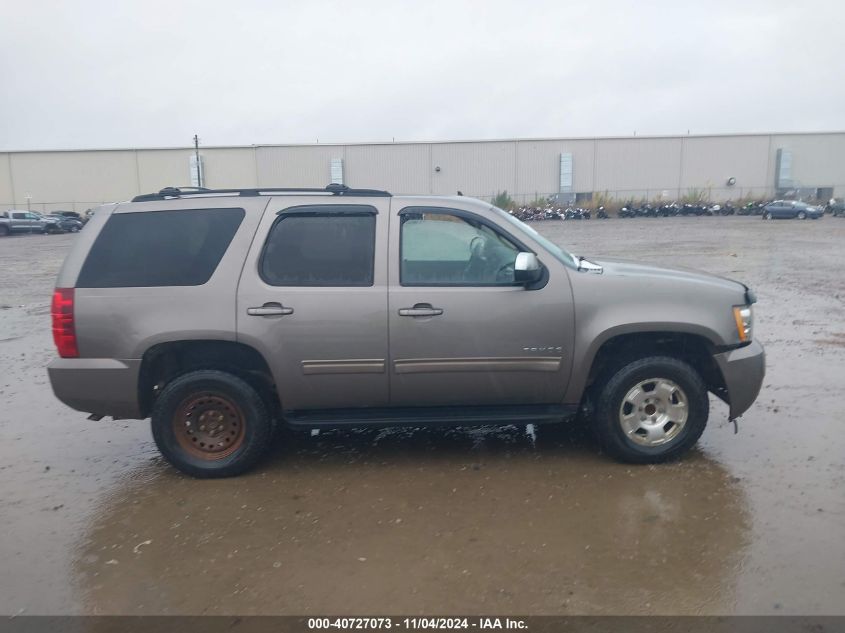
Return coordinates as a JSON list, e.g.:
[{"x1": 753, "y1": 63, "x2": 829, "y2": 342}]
[{"x1": 619, "y1": 378, "x2": 688, "y2": 447}]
